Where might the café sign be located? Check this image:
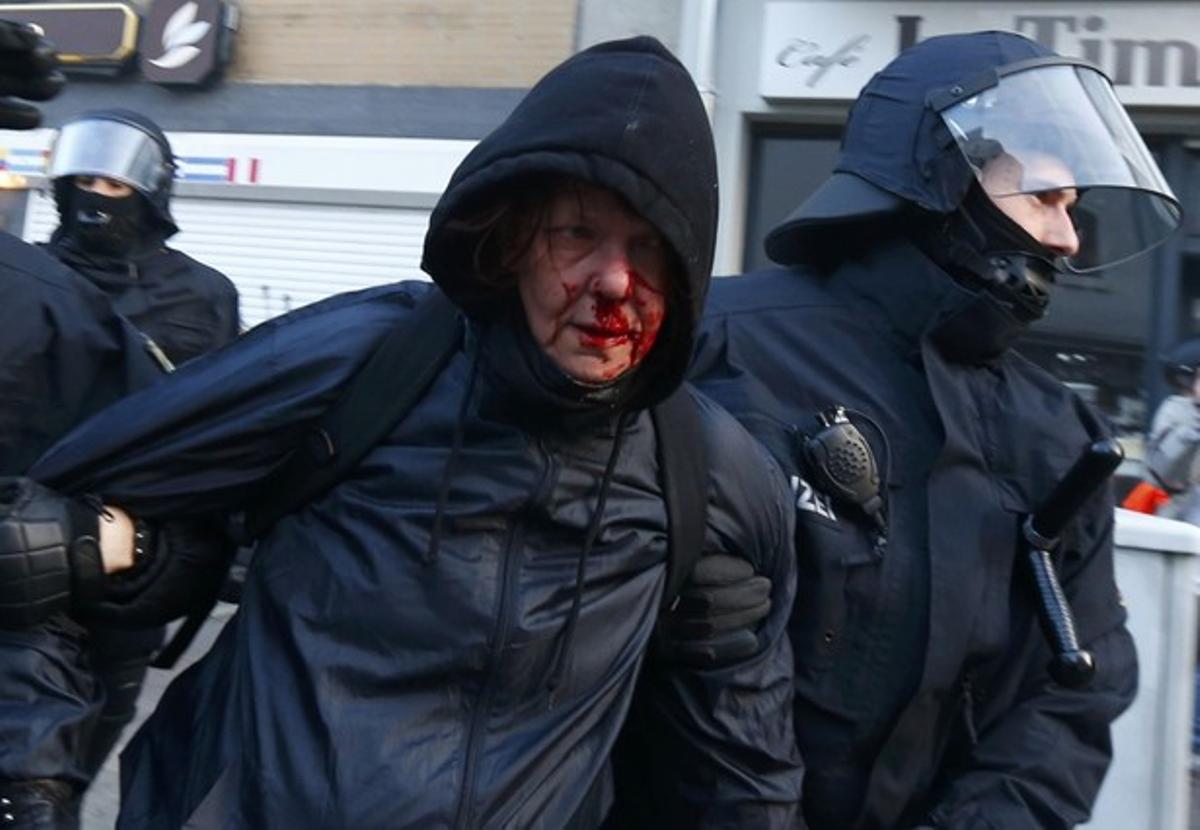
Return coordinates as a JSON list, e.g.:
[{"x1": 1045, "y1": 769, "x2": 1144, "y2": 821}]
[{"x1": 761, "y1": 1, "x2": 1200, "y2": 107}]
